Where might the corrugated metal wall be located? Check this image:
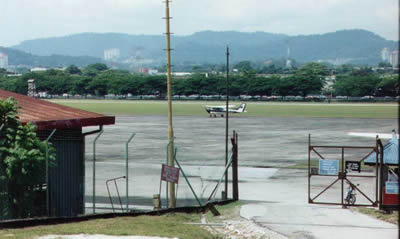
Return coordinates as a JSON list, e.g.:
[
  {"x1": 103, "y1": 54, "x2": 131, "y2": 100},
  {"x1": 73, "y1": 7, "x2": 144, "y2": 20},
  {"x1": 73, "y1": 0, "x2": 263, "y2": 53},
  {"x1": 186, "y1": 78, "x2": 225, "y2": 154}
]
[
  {"x1": 38, "y1": 129, "x2": 84, "y2": 217},
  {"x1": 0, "y1": 164, "x2": 10, "y2": 220}
]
